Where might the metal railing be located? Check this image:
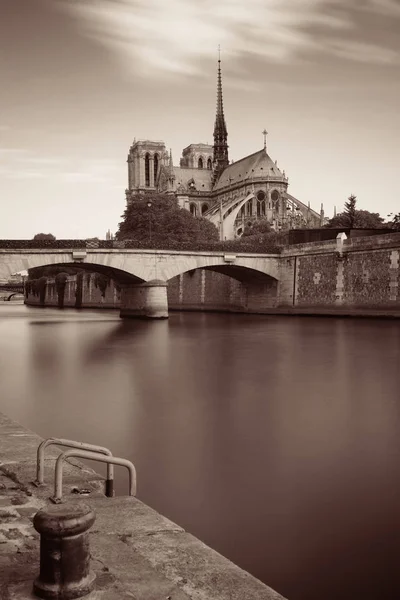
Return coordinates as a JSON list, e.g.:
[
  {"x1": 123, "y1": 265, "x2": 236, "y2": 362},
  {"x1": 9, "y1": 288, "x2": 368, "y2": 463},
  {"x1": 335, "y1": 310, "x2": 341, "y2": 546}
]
[
  {"x1": 34, "y1": 437, "x2": 115, "y2": 497},
  {"x1": 50, "y1": 449, "x2": 137, "y2": 504}
]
